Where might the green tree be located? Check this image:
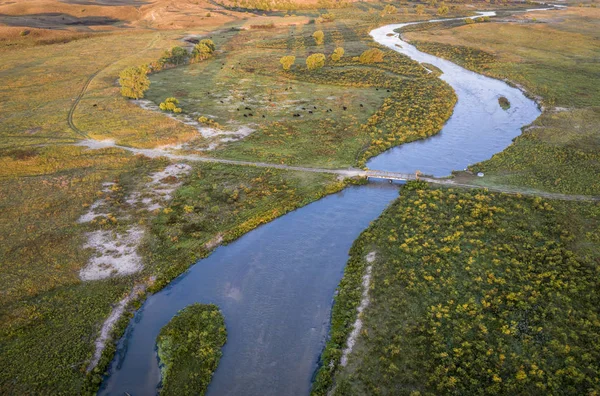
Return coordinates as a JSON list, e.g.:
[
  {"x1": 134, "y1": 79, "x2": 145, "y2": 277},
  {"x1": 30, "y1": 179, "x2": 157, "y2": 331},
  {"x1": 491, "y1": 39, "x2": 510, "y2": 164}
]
[
  {"x1": 359, "y1": 48, "x2": 385, "y2": 64},
  {"x1": 331, "y1": 47, "x2": 344, "y2": 62},
  {"x1": 119, "y1": 65, "x2": 150, "y2": 99},
  {"x1": 279, "y1": 55, "x2": 296, "y2": 71},
  {"x1": 160, "y1": 46, "x2": 189, "y2": 66},
  {"x1": 306, "y1": 53, "x2": 326, "y2": 70},
  {"x1": 313, "y1": 30, "x2": 325, "y2": 45}
]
